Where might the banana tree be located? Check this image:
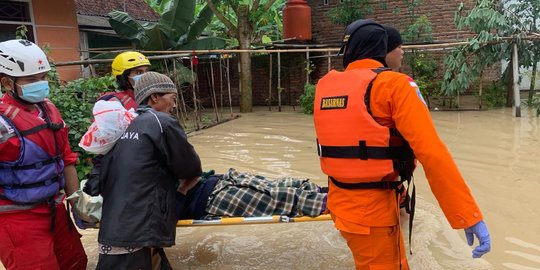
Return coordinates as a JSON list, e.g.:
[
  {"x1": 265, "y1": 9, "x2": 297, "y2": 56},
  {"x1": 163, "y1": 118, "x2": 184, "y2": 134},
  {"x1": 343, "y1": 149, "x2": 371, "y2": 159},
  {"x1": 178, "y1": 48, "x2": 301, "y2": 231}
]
[{"x1": 109, "y1": 0, "x2": 225, "y2": 50}]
